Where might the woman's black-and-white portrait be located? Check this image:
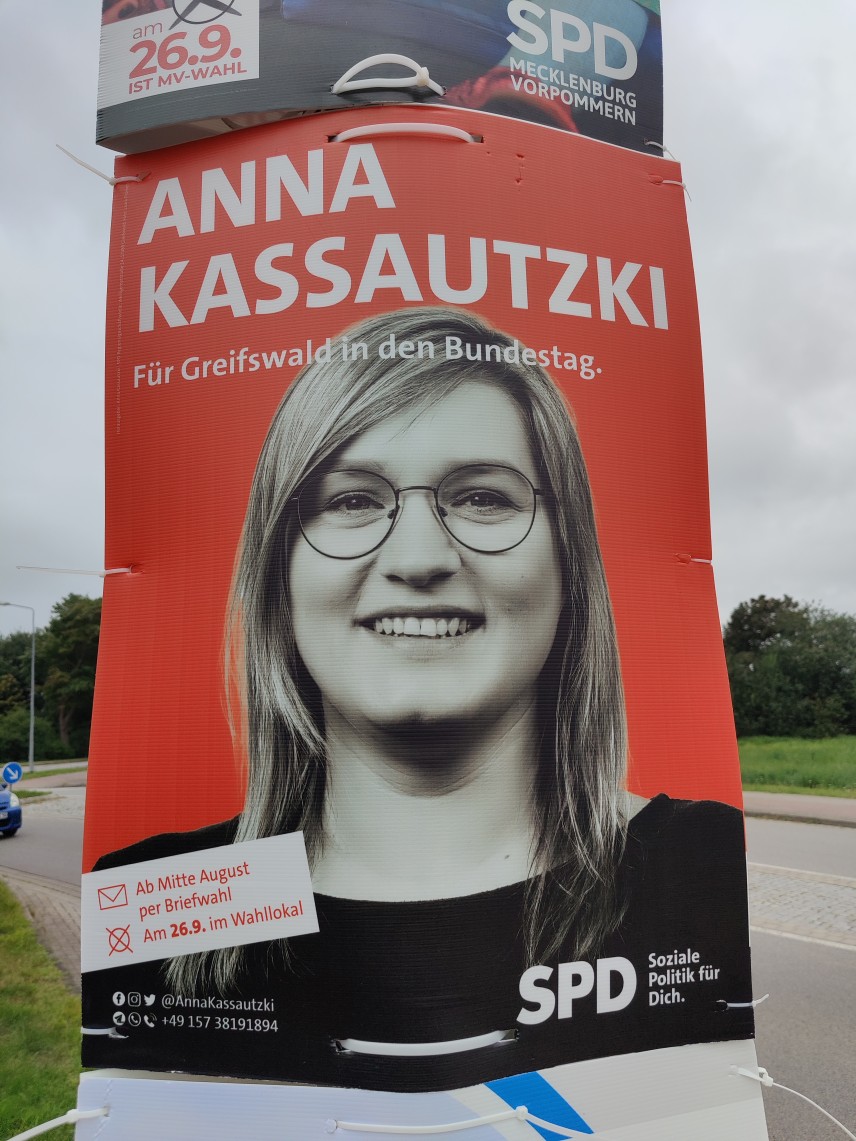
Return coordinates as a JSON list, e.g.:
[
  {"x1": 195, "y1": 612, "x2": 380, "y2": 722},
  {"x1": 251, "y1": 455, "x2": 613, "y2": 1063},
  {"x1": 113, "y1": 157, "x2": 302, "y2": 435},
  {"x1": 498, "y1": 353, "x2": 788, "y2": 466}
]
[{"x1": 83, "y1": 307, "x2": 753, "y2": 1090}]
